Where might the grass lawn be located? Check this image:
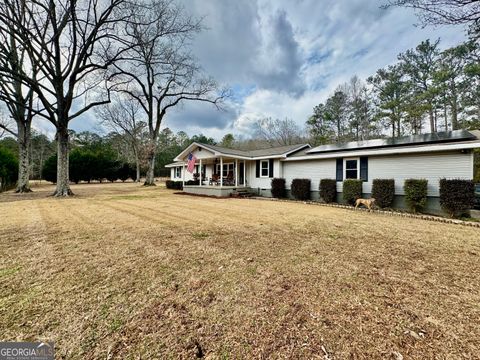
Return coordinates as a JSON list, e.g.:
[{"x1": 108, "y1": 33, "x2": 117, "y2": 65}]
[{"x1": 1, "y1": 182, "x2": 479, "y2": 359}]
